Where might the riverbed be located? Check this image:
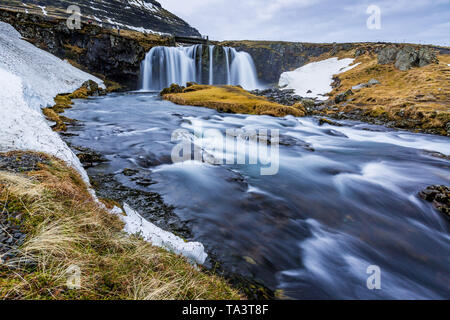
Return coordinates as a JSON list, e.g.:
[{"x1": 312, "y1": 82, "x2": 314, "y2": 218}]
[{"x1": 64, "y1": 92, "x2": 450, "y2": 299}]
